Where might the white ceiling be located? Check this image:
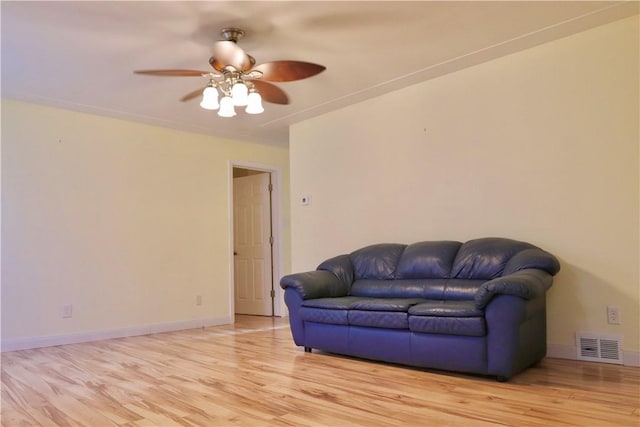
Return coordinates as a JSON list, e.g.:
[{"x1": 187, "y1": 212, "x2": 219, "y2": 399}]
[{"x1": 2, "y1": 1, "x2": 637, "y2": 147}]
